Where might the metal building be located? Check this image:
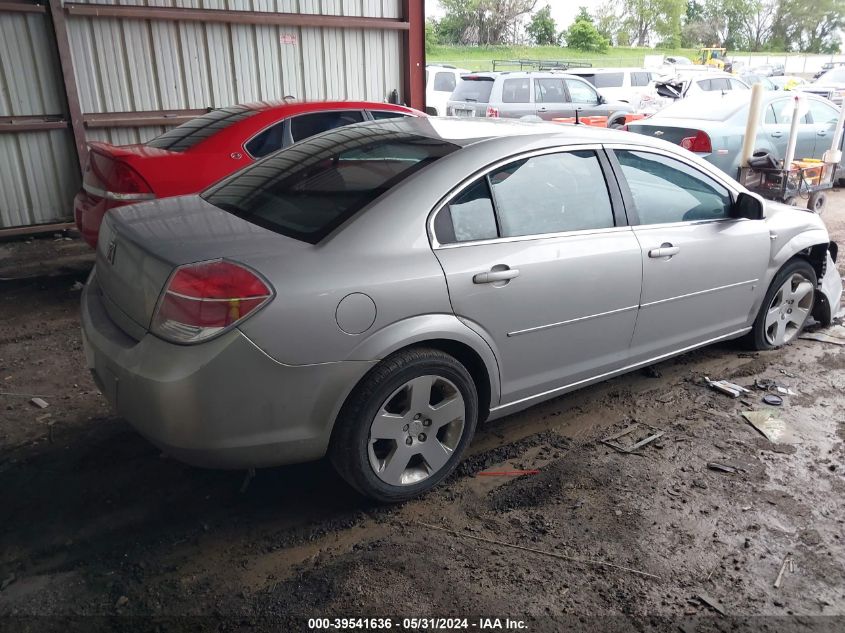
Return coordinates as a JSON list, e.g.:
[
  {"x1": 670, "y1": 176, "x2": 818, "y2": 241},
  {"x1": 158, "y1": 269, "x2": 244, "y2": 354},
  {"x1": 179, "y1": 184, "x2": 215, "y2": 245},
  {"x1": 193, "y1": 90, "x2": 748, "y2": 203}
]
[{"x1": 0, "y1": 0, "x2": 424, "y2": 234}]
